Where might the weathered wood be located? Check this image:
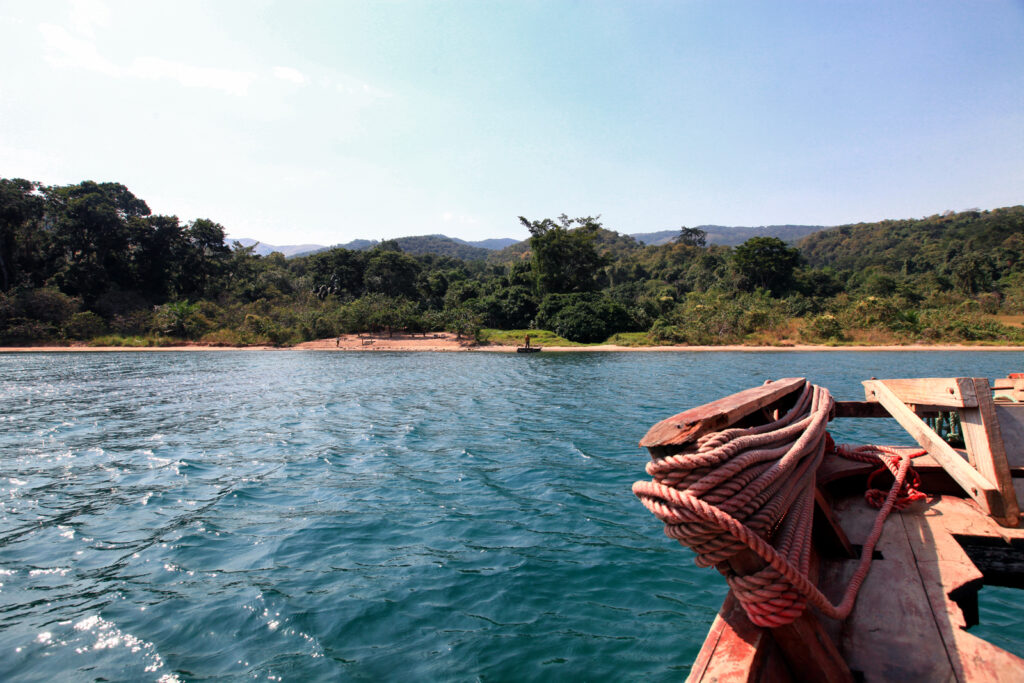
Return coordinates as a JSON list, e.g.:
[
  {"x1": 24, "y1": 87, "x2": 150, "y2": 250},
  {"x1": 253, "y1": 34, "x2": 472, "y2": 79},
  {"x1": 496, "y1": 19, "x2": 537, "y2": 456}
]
[
  {"x1": 833, "y1": 401, "x2": 890, "y2": 418},
  {"x1": 993, "y1": 377, "x2": 1024, "y2": 403},
  {"x1": 817, "y1": 499, "x2": 956, "y2": 681},
  {"x1": 727, "y1": 549, "x2": 854, "y2": 683},
  {"x1": 813, "y1": 488, "x2": 856, "y2": 559},
  {"x1": 959, "y1": 378, "x2": 1020, "y2": 527},
  {"x1": 866, "y1": 378, "x2": 979, "y2": 408},
  {"x1": 863, "y1": 380, "x2": 1006, "y2": 521},
  {"x1": 640, "y1": 378, "x2": 806, "y2": 448},
  {"x1": 903, "y1": 500, "x2": 1024, "y2": 680},
  {"x1": 994, "y1": 404, "x2": 1024, "y2": 469},
  {"x1": 688, "y1": 593, "x2": 775, "y2": 683},
  {"x1": 954, "y1": 536, "x2": 1024, "y2": 589}
]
